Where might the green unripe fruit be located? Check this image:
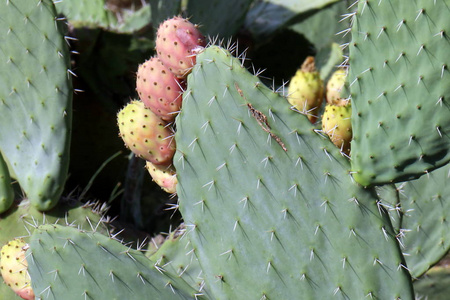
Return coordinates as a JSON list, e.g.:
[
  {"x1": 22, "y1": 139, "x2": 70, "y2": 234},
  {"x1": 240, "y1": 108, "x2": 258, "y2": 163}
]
[
  {"x1": 322, "y1": 103, "x2": 352, "y2": 156},
  {"x1": 287, "y1": 56, "x2": 324, "y2": 123},
  {"x1": 326, "y1": 68, "x2": 348, "y2": 106}
]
